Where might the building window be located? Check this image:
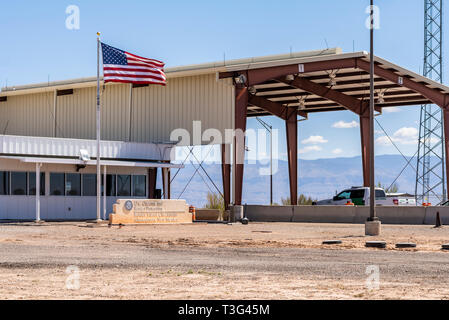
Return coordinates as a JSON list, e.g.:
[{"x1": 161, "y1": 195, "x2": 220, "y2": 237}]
[
  {"x1": 0, "y1": 171, "x2": 9, "y2": 195},
  {"x1": 132, "y1": 175, "x2": 146, "y2": 197},
  {"x1": 117, "y1": 175, "x2": 131, "y2": 197},
  {"x1": 11, "y1": 172, "x2": 27, "y2": 195},
  {"x1": 50, "y1": 173, "x2": 65, "y2": 196},
  {"x1": 82, "y1": 174, "x2": 96, "y2": 196},
  {"x1": 103, "y1": 174, "x2": 116, "y2": 197},
  {"x1": 29, "y1": 172, "x2": 45, "y2": 196},
  {"x1": 66, "y1": 173, "x2": 81, "y2": 196}
]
